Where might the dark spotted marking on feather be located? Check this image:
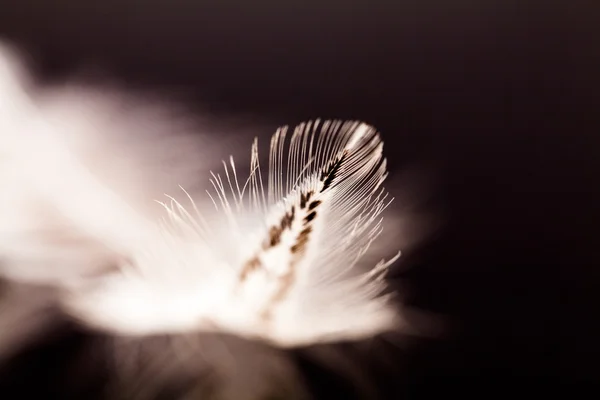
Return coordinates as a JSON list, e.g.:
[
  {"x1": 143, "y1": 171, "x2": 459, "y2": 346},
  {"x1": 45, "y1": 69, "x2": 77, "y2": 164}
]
[
  {"x1": 308, "y1": 200, "x2": 321, "y2": 211},
  {"x1": 261, "y1": 151, "x2": 355, "y2": 320},
  {"x1": 239, "y1": 206, "x2": 296, "y2": 282},
  {"x1": 299, "y1": 191, "x2": 313, "y2": 209},
  {"x1": 261, "y1": 225, "x2": 314, "y2": 321},
  {"x1": 262, "y1": 197, "x2": 325, "y2": 321},
  {"x1": 263, "y1": 206, "x2": 295, "y2": 250},
  {"x1": 320, "y1": 150, "x2": 348, "y2": 193},
  {"x1": 255, "y1": 147, "x2": 355, "y2": 321},
  {"x1": 290, "y1": 226, "x2": 312, "y2": 254},
  {"x1": 240, "y1": 256, "x2": 262, "y2": 282},
  {"x1": 261, "y1": 197, "x2": 321, "y2": 321},
  {"x1": 303, "y1": 211, "x2": 316, "y2": 223}
]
